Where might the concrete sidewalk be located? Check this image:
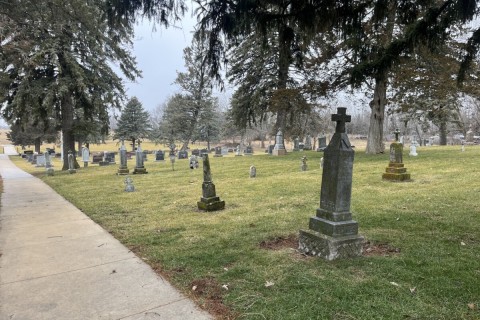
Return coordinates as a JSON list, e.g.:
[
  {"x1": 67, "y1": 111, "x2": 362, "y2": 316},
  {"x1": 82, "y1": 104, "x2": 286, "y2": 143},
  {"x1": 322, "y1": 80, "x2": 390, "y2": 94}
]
[{"x1": 0, "y1": 145, "x2": 212, "y2": 320}]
